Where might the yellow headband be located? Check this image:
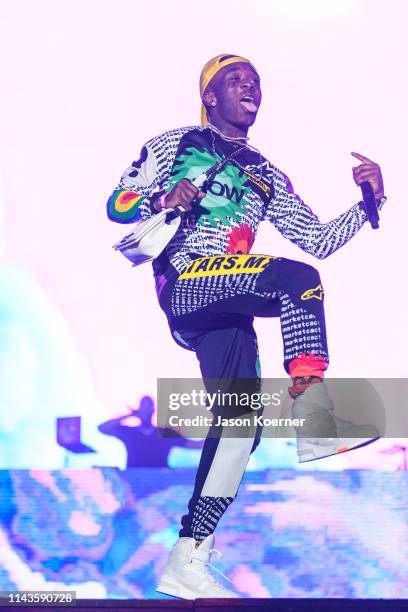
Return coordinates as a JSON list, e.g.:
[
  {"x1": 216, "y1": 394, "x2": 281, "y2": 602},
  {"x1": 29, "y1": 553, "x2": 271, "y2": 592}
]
[{"x1": 199, "y1": 54, "x2": 256, "y2": 126}]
